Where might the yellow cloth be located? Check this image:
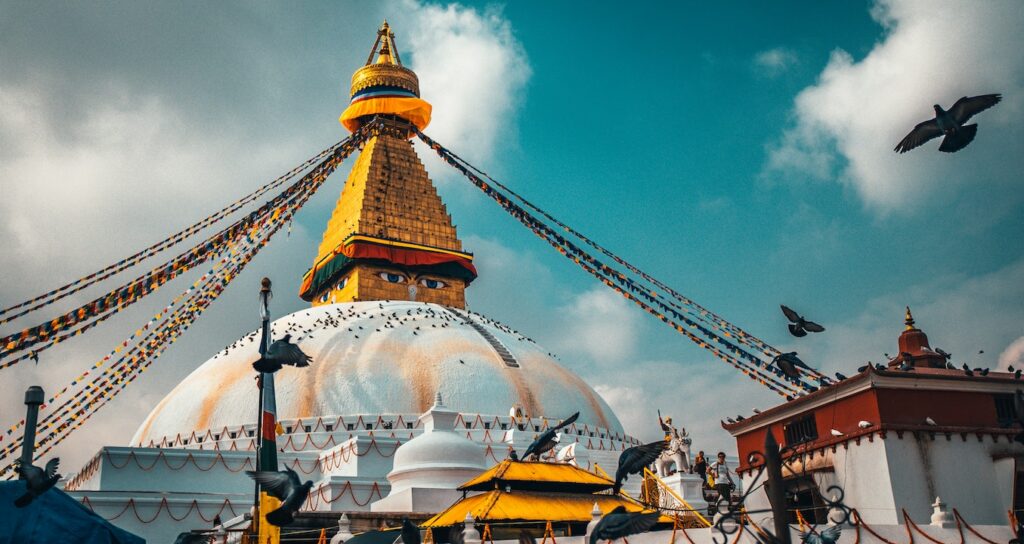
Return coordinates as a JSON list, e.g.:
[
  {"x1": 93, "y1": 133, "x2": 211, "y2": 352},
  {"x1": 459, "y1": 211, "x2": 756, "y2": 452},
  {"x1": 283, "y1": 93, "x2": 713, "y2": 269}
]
[
  {"x1": 339, "y1": 96, "x2": 432, "y2": 132},
  {"x1": 258, "y1": 492, "x2": 281, "y2": 544}
]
